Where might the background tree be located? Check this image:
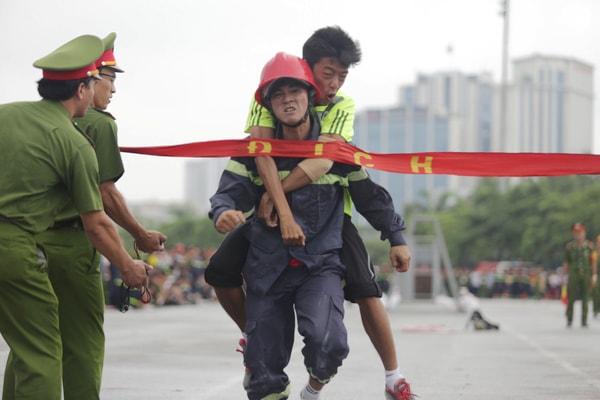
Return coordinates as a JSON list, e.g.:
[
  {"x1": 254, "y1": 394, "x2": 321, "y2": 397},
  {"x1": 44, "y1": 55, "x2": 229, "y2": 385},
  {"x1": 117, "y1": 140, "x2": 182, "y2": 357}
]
[
  {"x1": 433, "y1": 175, "x2": 600, "y2": 269},
  {"x1": 120, "y1": 175, "x2": 600, "y2": 273}
]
